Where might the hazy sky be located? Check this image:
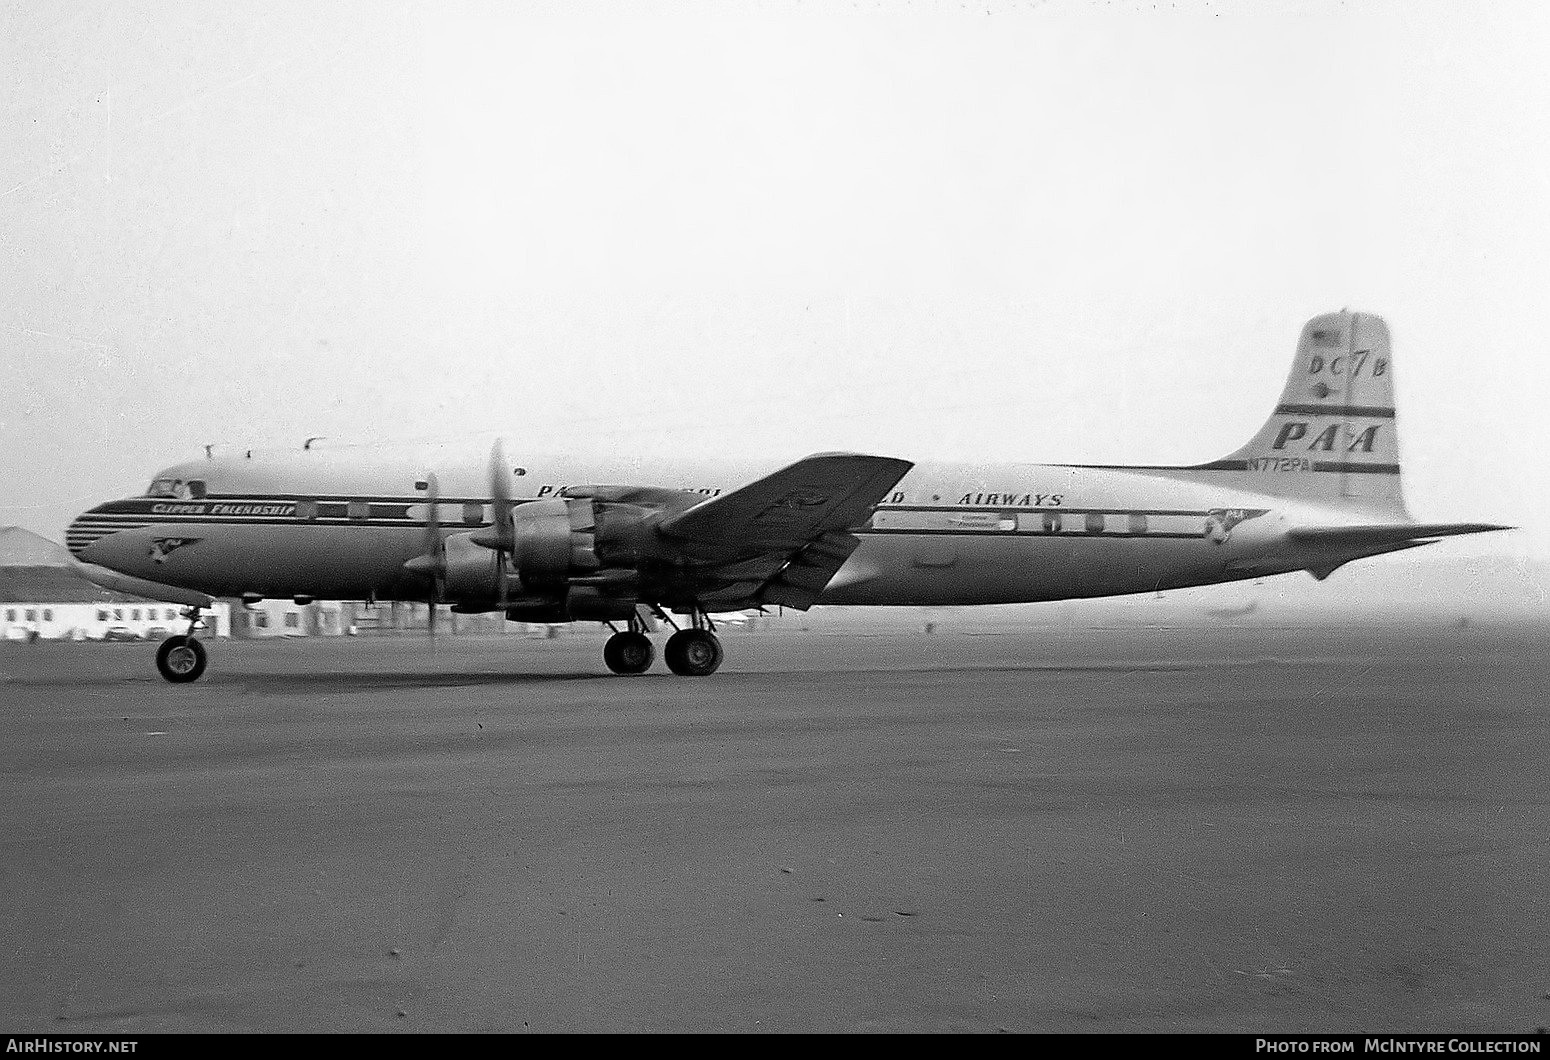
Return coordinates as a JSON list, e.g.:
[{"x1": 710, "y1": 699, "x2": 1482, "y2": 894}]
[{"x1": 3, "y1": 0, "x2": 1547, "y2": 559}]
